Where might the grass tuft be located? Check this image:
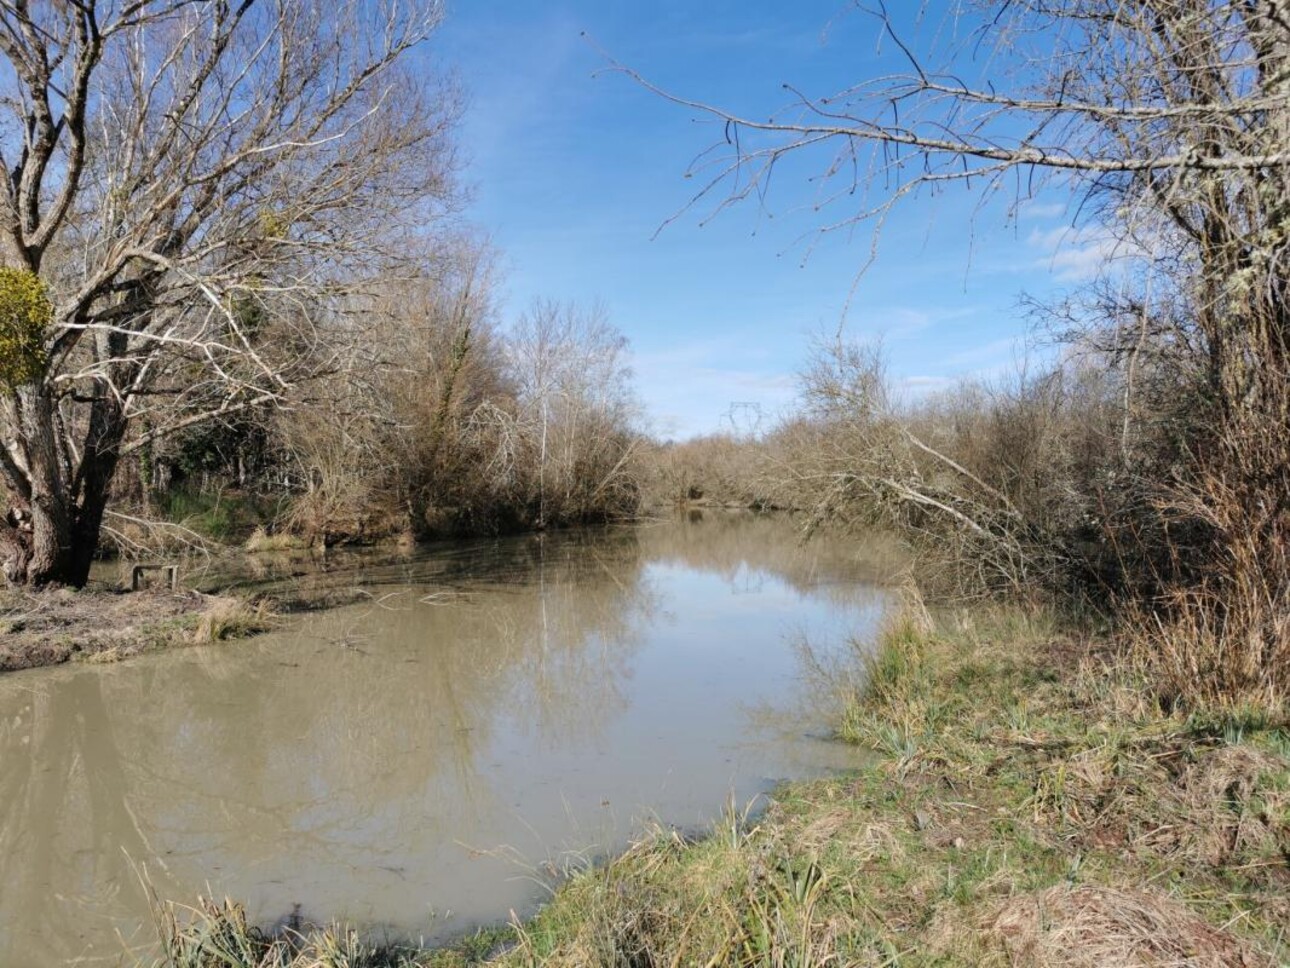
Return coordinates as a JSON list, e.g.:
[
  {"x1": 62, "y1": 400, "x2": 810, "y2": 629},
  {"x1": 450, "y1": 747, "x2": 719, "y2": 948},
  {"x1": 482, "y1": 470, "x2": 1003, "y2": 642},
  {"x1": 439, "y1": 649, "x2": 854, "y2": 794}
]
[
  {"x1": 147, "y1": 895, "x2": 454, "y2": 968},
  {"x1": 192, "y1": 597, "x2": 274, "y2": 643},
  {"x1": 245, "y1": 527, "x2": 311, "y2": 553}
]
